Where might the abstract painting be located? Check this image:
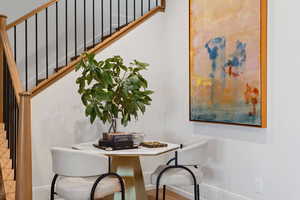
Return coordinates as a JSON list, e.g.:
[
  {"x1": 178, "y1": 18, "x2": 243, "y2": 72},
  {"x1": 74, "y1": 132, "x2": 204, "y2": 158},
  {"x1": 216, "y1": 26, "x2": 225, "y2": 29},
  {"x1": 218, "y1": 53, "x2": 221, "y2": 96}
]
[{"x1": 189, "y1": 0, "x2": 267, "y2": 127}]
